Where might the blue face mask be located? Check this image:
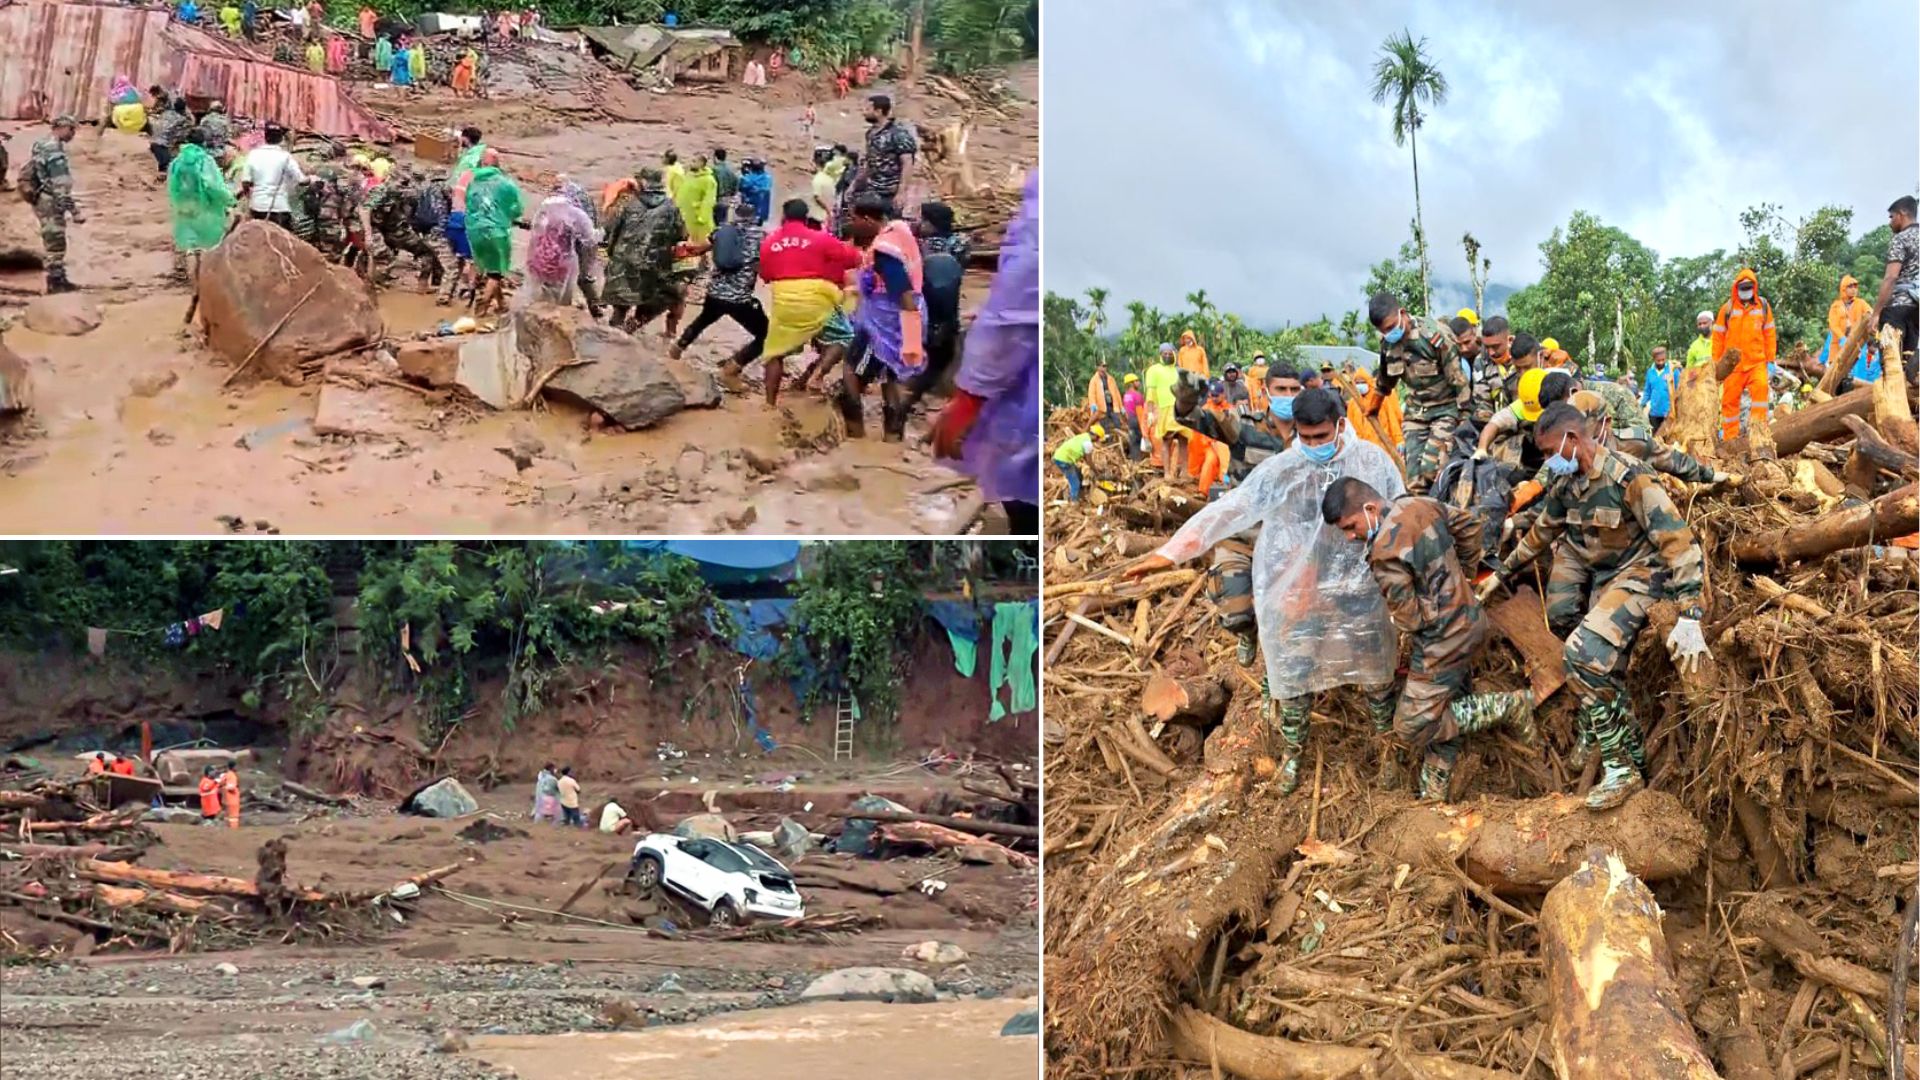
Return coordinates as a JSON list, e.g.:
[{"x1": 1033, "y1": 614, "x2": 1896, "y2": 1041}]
[
  {"x1": 1364, "y1": 508, "x2": 1382, "y2": 543},
  {"x1": 1382, "y1": 321, "x2": 1406, "y2": 345},
  {"x1": 1300, "y1": 434, "x2": 1339, "y2": 464},
  {"x1": 1545, "y1": 432, "x2": 1578, "y2": 476},
  {"x1": 1270, "y1": 395, "x2": 1295, "y2": 421}
]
